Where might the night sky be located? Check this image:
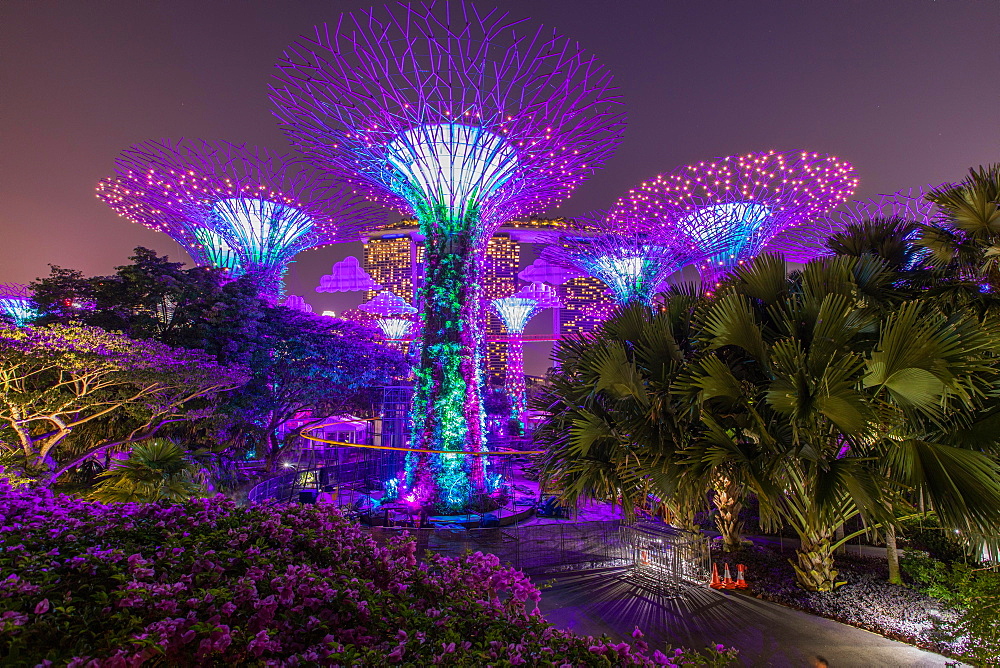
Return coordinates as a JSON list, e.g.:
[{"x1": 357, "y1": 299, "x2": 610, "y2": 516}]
[{"x1": 2, "y1": 0, "x2": 998, "y2": 370}]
